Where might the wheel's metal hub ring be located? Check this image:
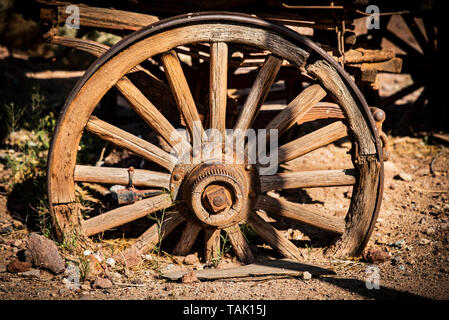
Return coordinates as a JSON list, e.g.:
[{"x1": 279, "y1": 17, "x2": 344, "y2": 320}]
[{"x1": 184, "y1": 164, "x2": 246, "y2": 228}]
